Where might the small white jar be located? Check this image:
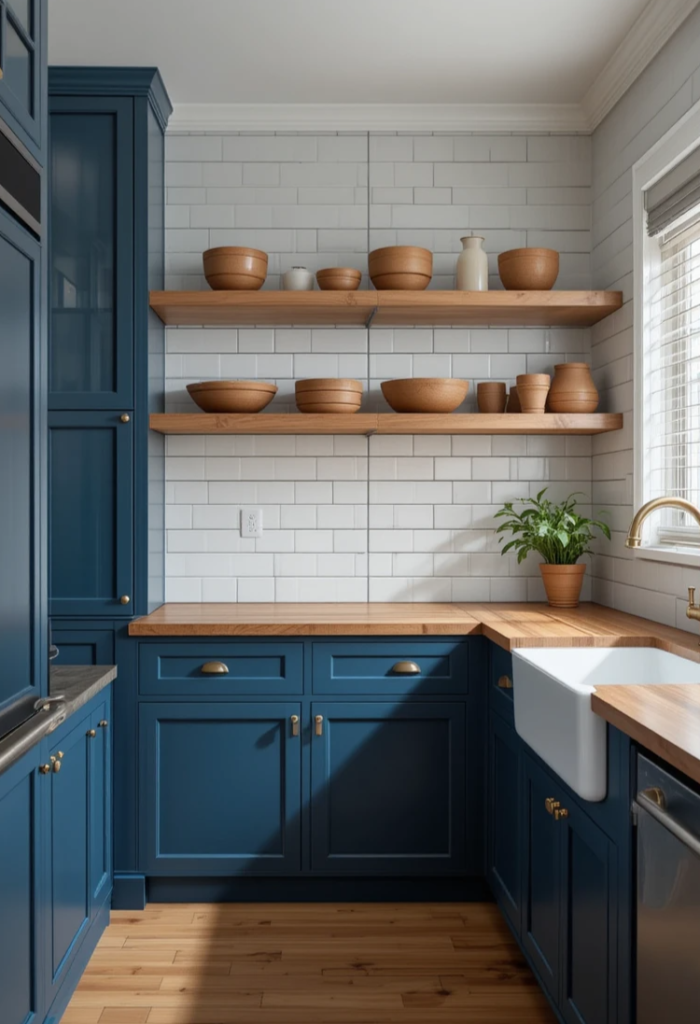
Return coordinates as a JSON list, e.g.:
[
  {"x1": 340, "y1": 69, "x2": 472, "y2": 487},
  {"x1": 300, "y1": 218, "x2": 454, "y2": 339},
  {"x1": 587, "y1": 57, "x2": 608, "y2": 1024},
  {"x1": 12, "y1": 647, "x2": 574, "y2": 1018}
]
[
  {"x1": 456, "y1": 236, "x2": 488, "y2": 291},
  {"x1": 282, "y1": 266, "x2": 314, "y2": 291}
]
